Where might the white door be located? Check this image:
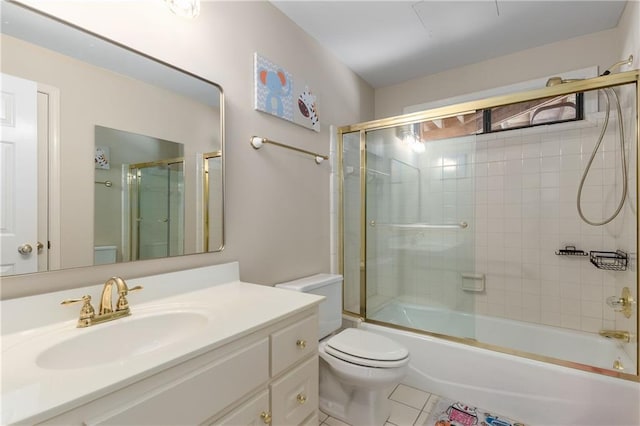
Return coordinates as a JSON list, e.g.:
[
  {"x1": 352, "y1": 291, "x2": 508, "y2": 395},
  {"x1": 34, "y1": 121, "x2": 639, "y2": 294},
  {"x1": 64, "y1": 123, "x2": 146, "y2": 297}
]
[{"x1": 0, "y1": 73, "x2": 38, "y2": 275}]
